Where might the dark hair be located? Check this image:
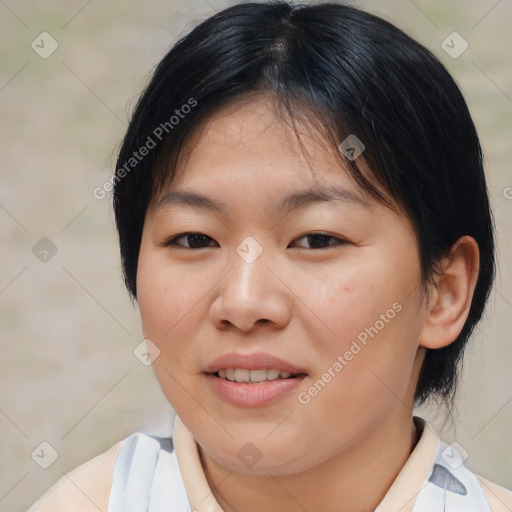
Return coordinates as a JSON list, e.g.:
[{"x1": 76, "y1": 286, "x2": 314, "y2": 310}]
[{"x1": 112, "y1": 1, "x2": 495, "y2": 407}]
